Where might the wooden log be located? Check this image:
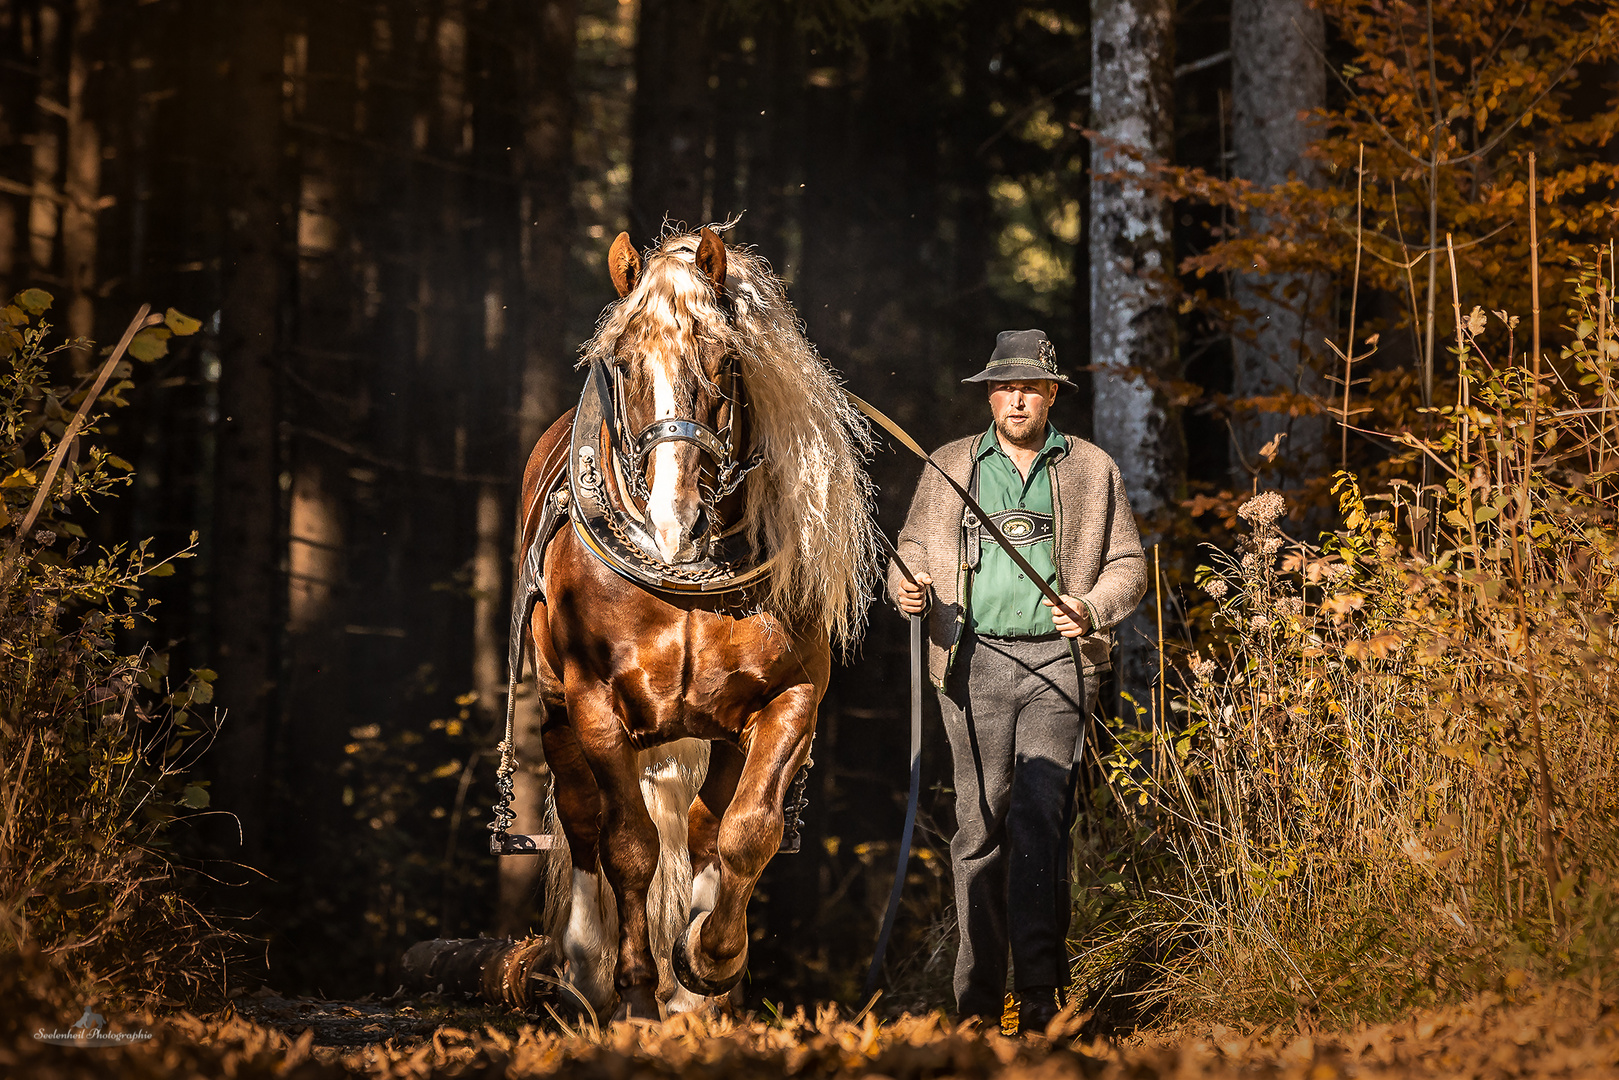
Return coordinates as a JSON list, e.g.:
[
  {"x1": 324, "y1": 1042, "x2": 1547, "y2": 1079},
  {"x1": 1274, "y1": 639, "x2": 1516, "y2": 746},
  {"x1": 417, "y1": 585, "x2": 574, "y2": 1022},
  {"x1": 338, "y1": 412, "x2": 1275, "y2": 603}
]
[{"x1": 400, "y1": 936, "x2": 569, "y2": 1012}]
